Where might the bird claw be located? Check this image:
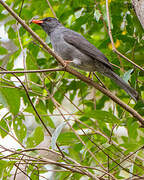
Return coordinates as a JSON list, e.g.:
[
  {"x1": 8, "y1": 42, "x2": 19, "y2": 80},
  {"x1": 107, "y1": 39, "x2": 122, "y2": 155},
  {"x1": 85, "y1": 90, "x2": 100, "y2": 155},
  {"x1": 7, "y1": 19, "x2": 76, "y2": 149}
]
[{"x1": 63, "y1": 60, "x2": 73, "y2": 68}]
